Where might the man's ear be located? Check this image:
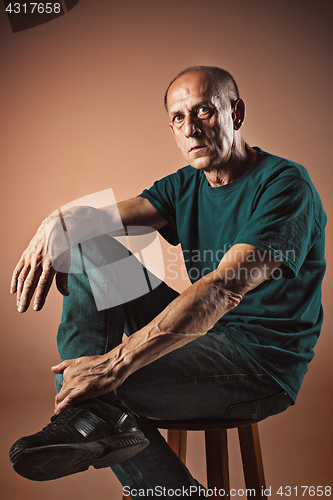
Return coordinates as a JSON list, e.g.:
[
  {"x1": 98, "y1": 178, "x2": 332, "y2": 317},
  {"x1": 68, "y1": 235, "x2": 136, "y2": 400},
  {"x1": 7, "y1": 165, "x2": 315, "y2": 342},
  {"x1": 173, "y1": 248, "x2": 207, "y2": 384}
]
[
  {"x1": 169, "y1": 122, "x2": 181, "y2": 149},
  {"x1": 232, "y1": 98, "x2": 245, "y2": 130}
]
